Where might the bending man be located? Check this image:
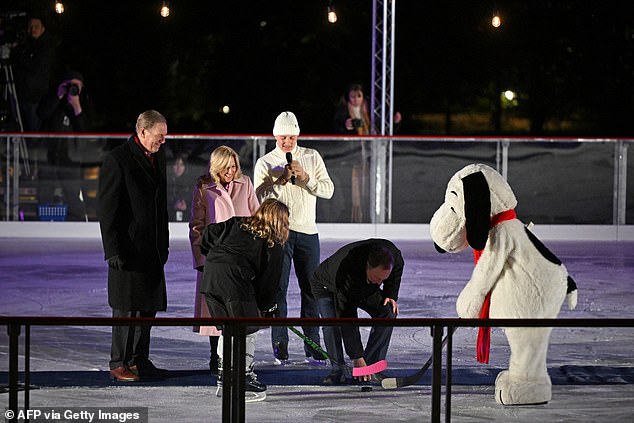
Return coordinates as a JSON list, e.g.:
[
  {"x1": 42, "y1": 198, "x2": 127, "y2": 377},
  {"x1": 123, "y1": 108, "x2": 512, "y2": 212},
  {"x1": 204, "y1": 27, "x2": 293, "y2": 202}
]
[{"x1": 310, "y1": 239, "x2": 404, "y2": 385}]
